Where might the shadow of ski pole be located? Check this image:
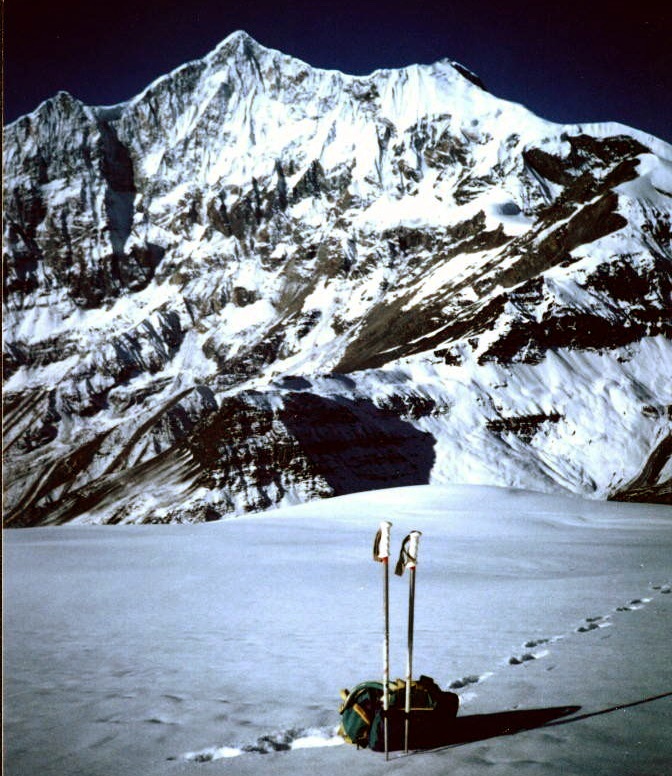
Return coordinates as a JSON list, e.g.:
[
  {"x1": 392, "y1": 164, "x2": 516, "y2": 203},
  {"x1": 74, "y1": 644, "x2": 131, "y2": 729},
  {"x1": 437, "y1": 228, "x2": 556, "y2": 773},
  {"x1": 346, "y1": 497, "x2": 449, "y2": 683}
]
[{"x1": 545, "y1": 690, "x2": 672, "y2": 727}]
